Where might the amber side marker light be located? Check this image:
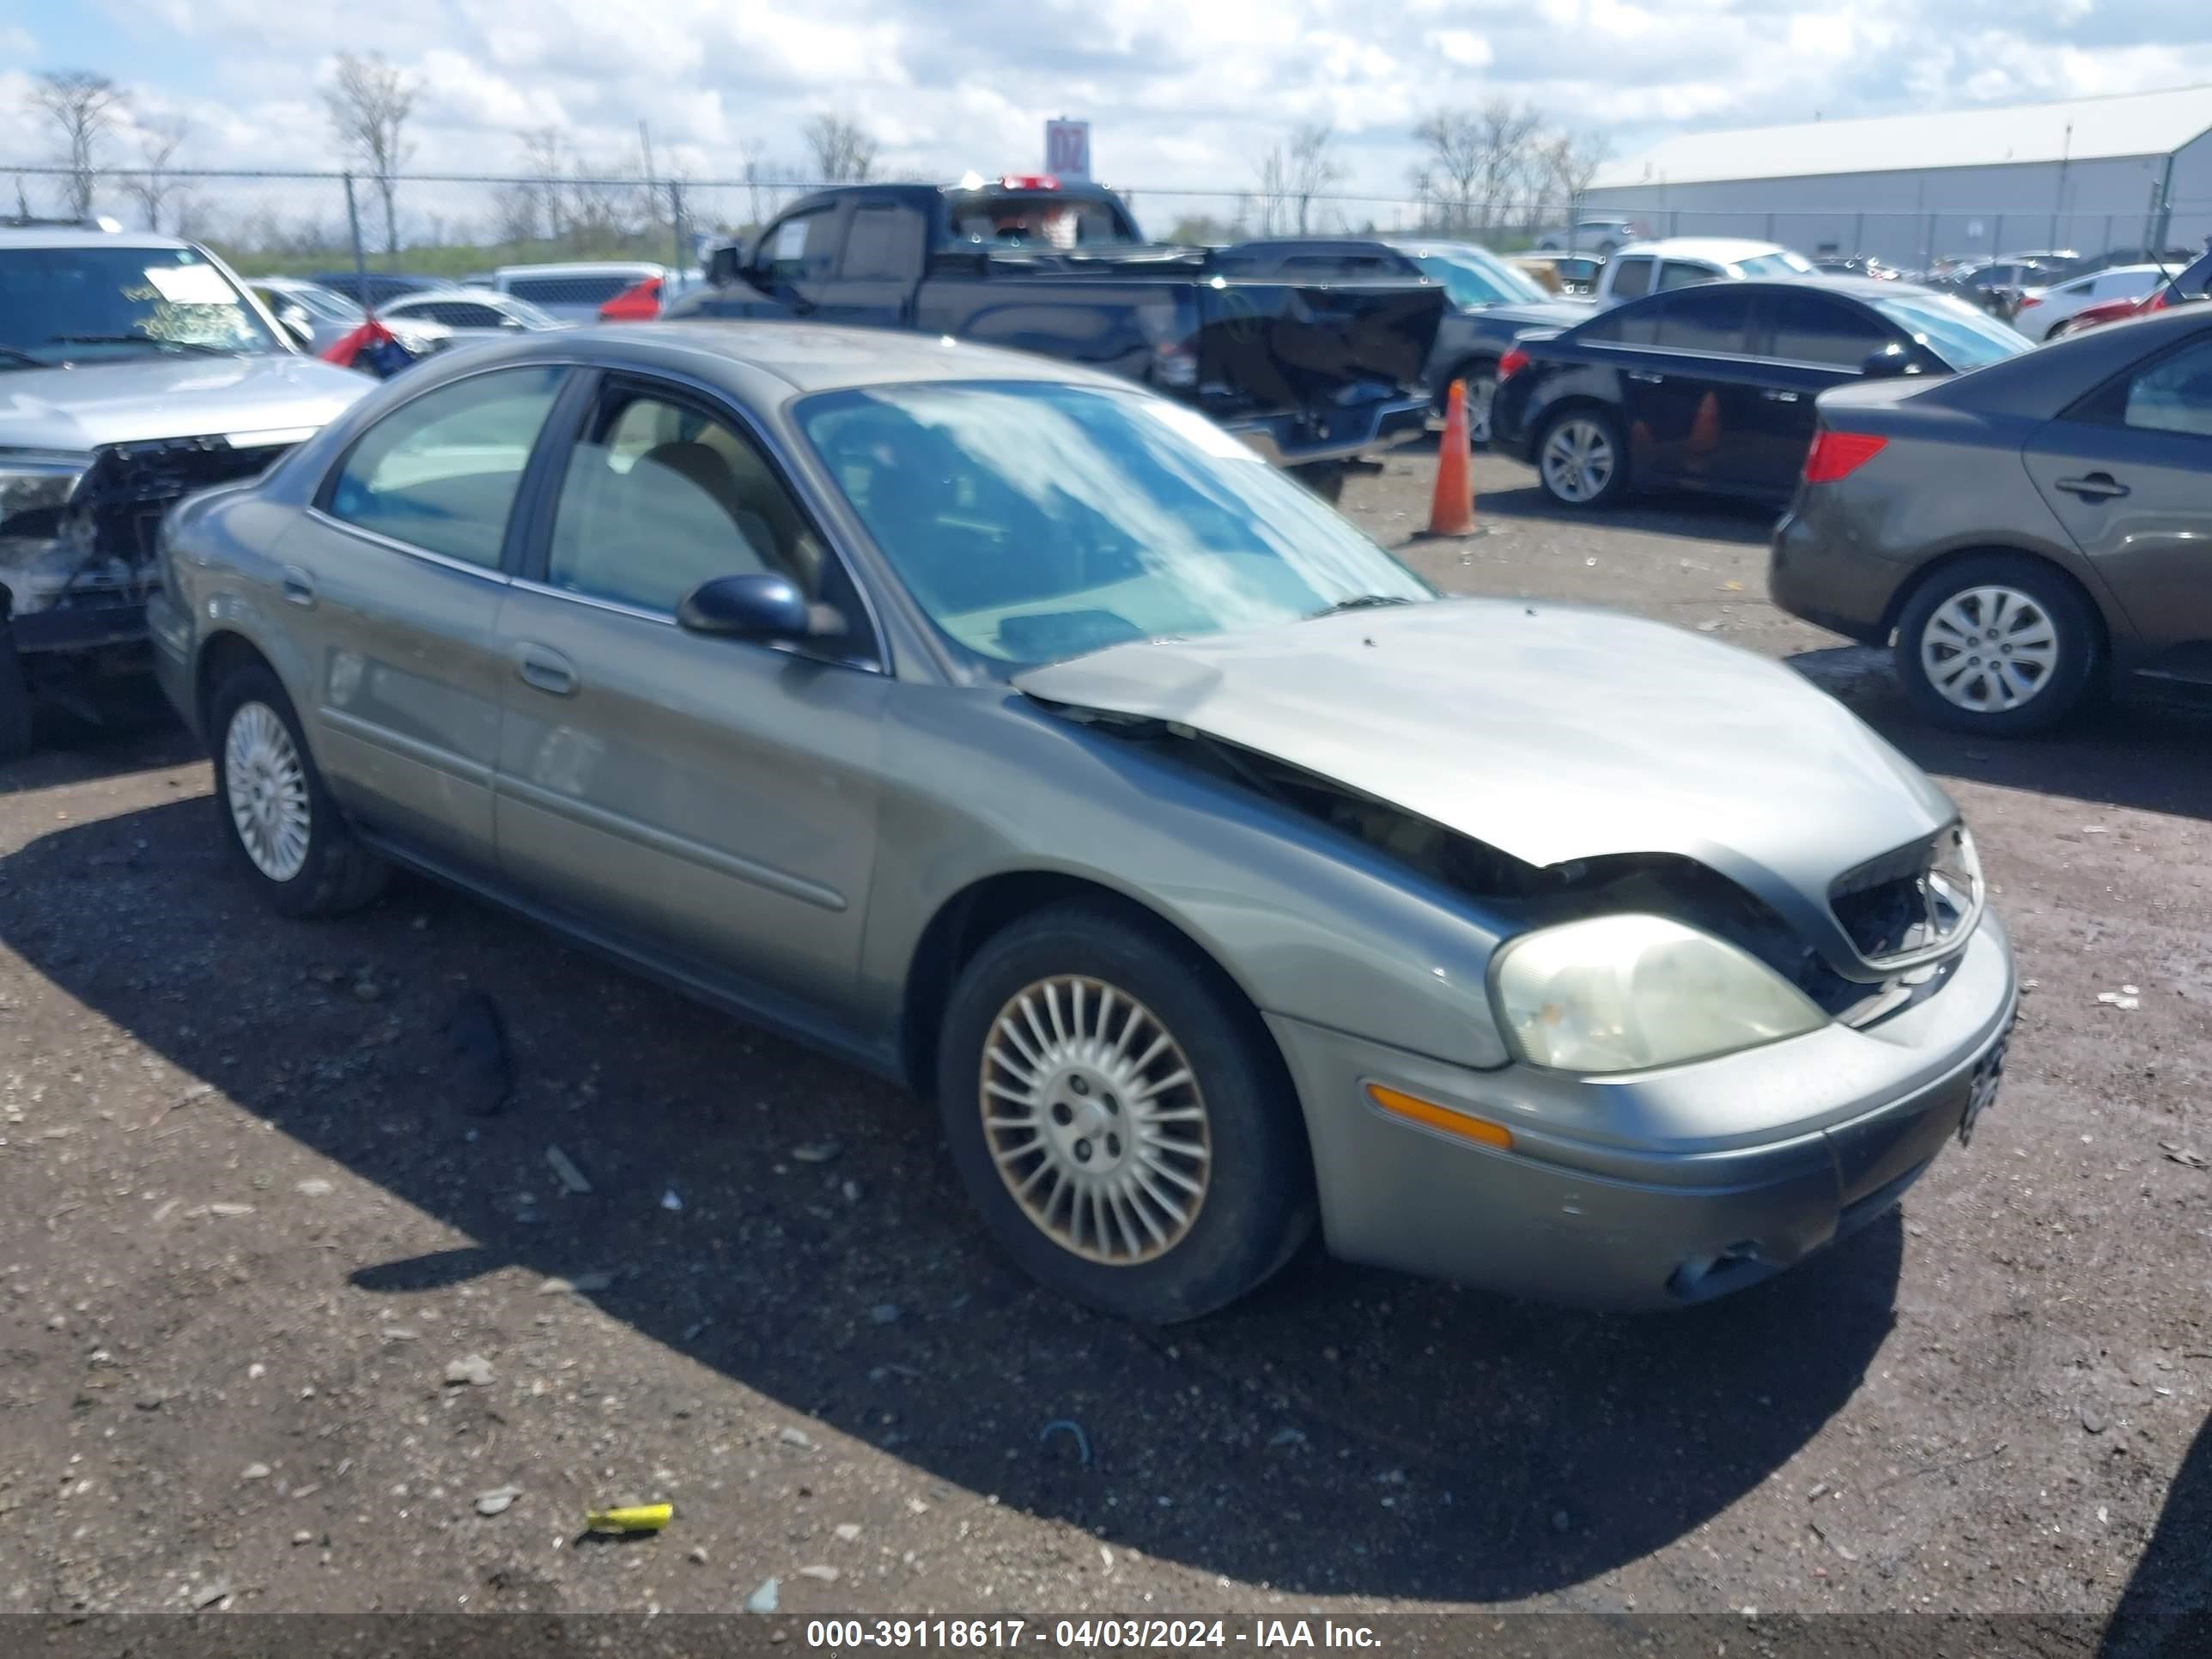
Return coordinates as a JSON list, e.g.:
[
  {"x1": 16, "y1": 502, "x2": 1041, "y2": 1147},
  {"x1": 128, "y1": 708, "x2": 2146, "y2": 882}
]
[{"x1": 1365, "y1": 1083, "x2": 1514, "y2": 1150}]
